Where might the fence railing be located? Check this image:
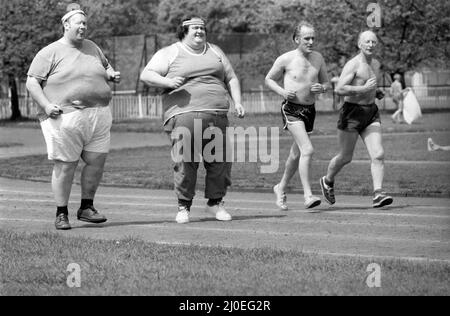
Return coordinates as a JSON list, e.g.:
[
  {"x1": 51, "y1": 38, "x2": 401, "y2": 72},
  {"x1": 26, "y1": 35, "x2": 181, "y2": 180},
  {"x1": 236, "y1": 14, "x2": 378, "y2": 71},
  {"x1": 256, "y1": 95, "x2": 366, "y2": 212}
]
[{"x1": 1, "y1": 86, "x2": 449, "y2": 121}]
